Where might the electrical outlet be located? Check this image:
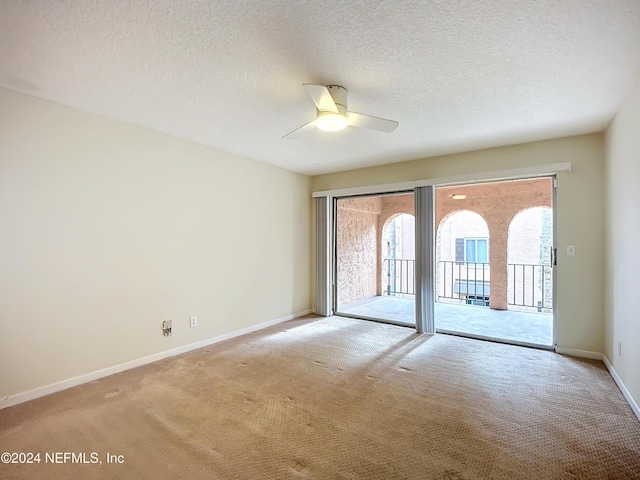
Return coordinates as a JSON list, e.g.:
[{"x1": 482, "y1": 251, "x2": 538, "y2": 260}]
[
  {"x1": 190, "y1": 316, "x2": 197, "y2": 328},
  {"x1": 162, "y1": 320, "x2": 172, "y2": 336}
]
